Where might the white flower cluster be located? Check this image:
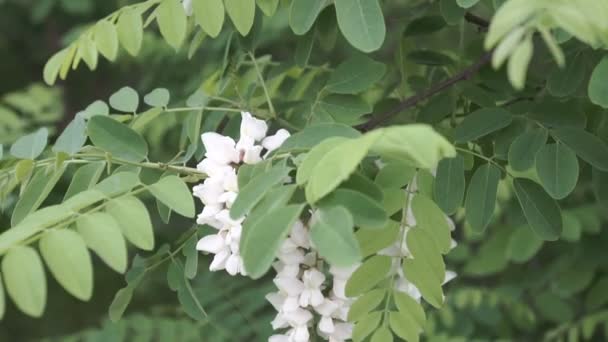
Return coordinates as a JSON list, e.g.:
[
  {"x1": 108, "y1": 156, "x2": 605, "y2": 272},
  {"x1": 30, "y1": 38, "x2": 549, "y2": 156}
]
[
  {"x1": 194, "y1": 112, "x2": 290, "y2": 276},
  {"x1": 266, "y1": 221, "x2": 357, "y2": 342}
]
